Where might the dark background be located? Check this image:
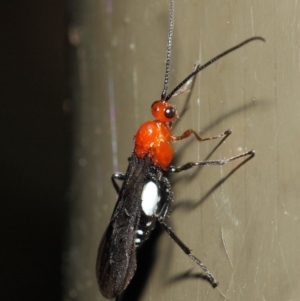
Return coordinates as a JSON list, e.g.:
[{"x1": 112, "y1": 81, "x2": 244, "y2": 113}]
[{"x1": 1, "y1": 1, "x2": 69, "y2": 300}]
